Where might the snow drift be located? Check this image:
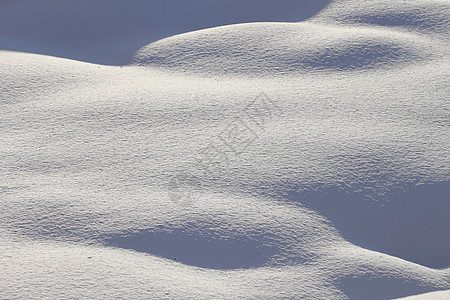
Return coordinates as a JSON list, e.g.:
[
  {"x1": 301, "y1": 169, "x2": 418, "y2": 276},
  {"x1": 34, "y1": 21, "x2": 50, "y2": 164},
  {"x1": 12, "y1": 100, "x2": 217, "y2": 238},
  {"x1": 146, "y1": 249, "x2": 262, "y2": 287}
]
[{"x1": 0, "y1": 0, "x2": 449, "y2": 299}]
